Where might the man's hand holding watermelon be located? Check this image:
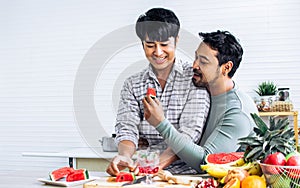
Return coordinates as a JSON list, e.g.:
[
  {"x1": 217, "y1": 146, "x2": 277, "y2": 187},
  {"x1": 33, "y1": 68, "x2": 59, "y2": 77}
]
[{"x1": 143, "y1": 90, "x2": 164, "y2": 127}]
